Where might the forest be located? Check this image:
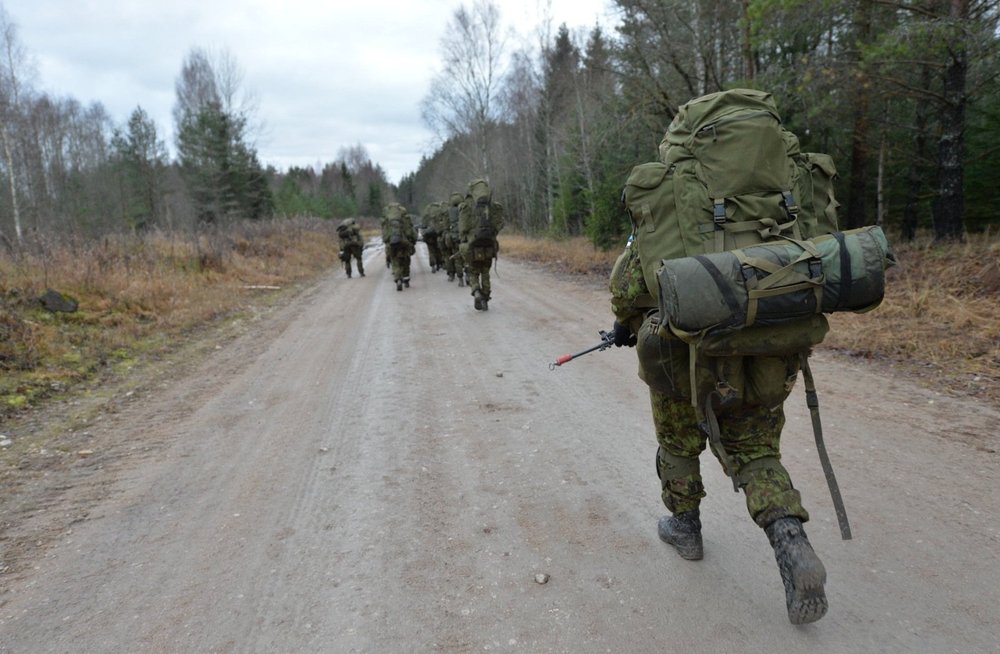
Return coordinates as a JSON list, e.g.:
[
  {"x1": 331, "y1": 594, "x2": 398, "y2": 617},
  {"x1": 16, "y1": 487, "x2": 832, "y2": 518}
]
[{"x1": 0, "y1": 0, "x2": 998, "y2": 252}]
